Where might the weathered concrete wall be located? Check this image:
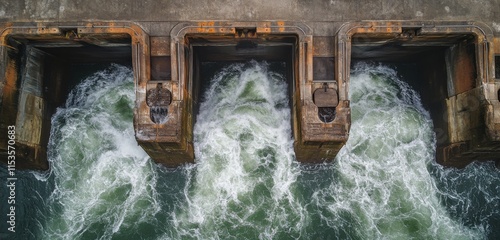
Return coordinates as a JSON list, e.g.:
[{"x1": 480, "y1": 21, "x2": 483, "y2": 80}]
[{"x1": 0, "y1": 0, "x2": 499, "y2": 36}]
